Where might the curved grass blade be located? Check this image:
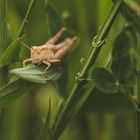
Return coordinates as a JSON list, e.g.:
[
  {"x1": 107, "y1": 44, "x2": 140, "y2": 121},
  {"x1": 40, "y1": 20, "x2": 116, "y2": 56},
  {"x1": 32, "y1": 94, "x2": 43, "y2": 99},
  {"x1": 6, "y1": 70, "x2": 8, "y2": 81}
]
[
  {"x1": 0, "y1": 0, "x2": 38, "y2": 68},
  {"x1": 18, "y1": 0, "x2": 38, "y2": 37},
  {"x1": 0, "y1": 77, "x2": 34, "y2": 107},
  {"x1": 0, "y1": 39, "x2": 19, "y2": 67}
]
